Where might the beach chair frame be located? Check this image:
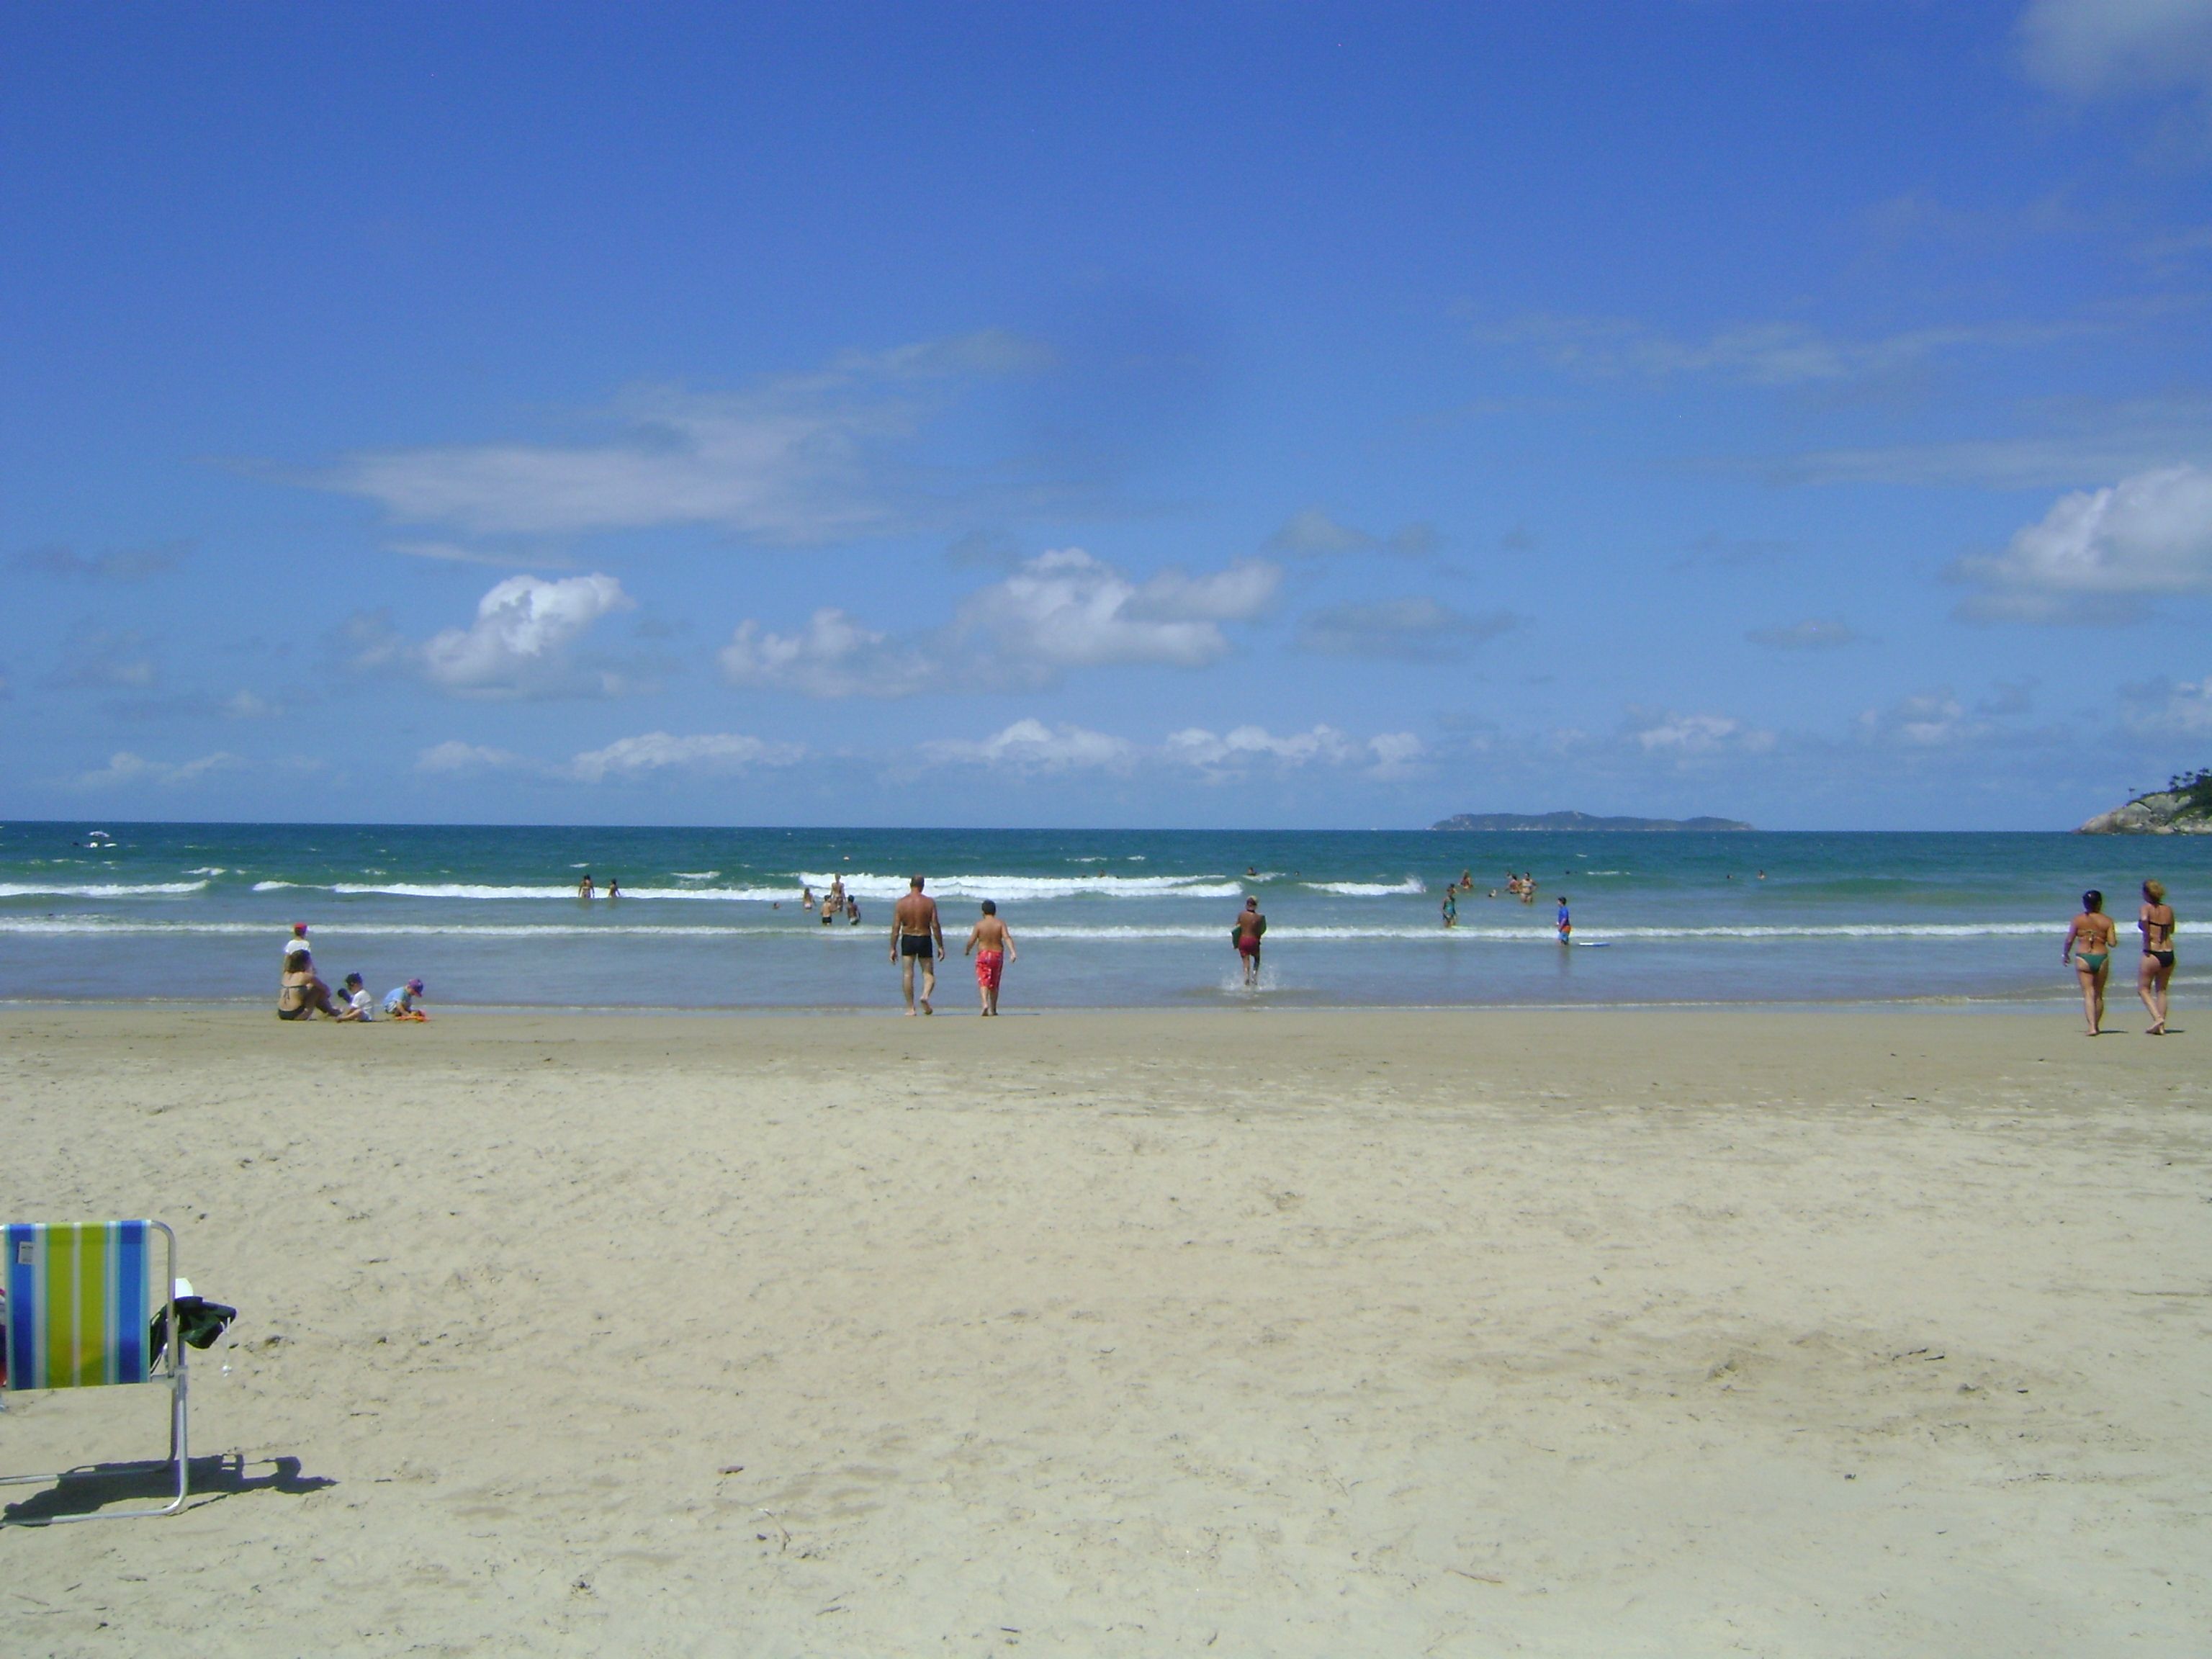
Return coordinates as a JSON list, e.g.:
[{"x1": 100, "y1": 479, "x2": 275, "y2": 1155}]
[{"x1": 1, "y1": 1220, "x2": 189, "y2": 1526}]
